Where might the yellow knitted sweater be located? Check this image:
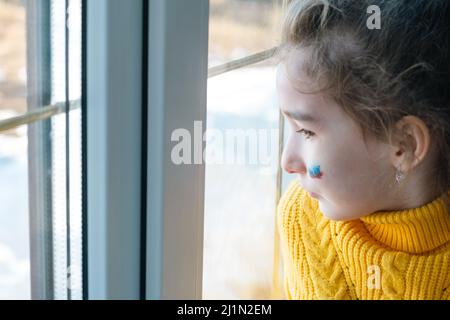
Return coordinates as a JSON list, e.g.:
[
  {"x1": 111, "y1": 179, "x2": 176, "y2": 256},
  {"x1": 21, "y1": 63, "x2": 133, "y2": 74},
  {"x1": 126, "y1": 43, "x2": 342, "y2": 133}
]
[{"x1": 277, "y1": 180, "x2": 450, "y2": 300}]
